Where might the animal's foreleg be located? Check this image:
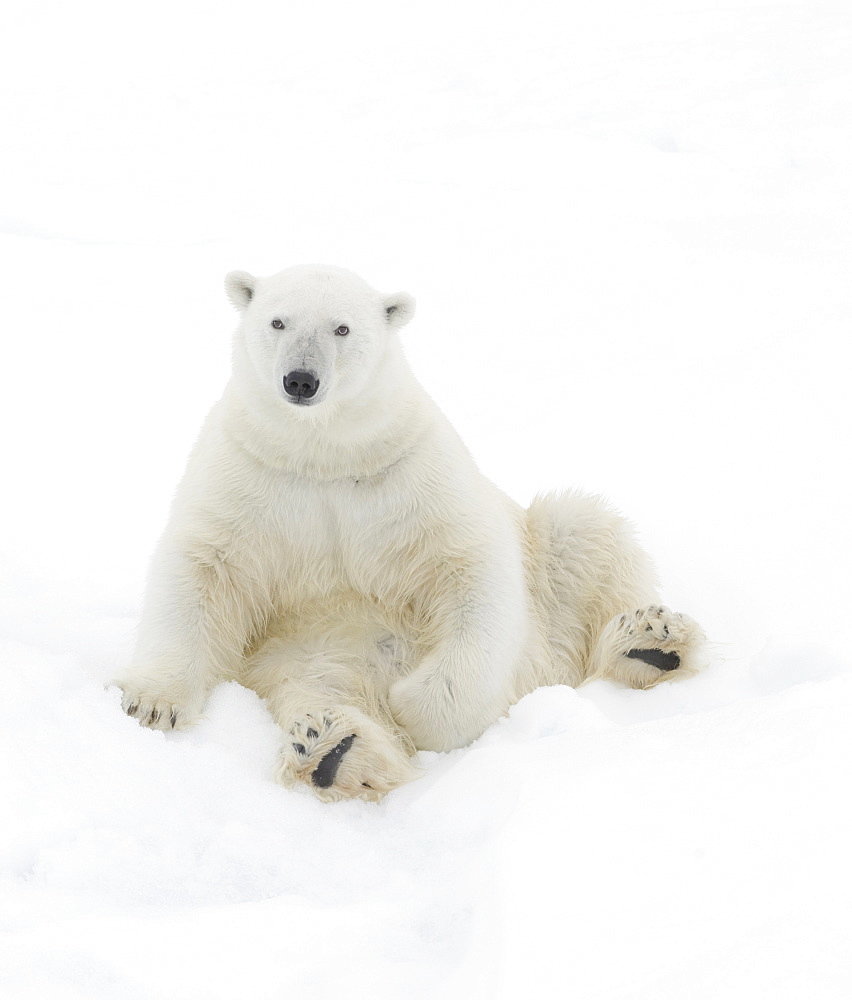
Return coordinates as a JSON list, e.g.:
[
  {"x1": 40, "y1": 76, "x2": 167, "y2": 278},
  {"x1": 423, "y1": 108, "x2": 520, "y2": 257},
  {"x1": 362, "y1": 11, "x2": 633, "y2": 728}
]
[
  {"x1": 389, "y1": 553, "x2": 526, "y2": 751},
  {"x1": 116, "y1": 537, "x2": 258, "y2": 729}
]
